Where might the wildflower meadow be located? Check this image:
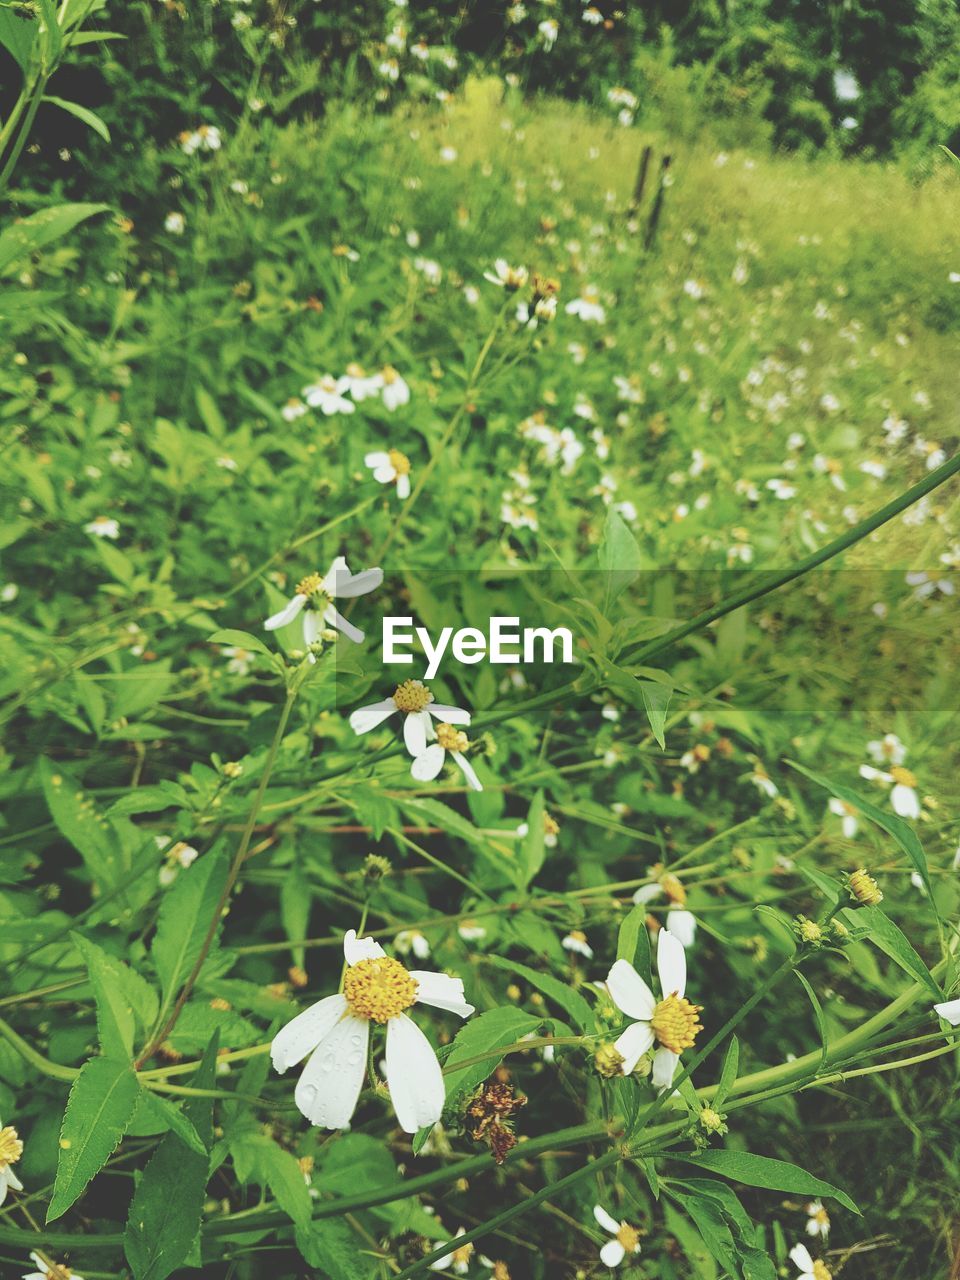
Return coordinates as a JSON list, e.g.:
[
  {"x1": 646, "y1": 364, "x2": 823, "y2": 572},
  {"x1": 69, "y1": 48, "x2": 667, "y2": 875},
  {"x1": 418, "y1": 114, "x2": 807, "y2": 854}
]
[{"x1": 1, "y1": 3, "x2": 959, "y2": 1279}]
